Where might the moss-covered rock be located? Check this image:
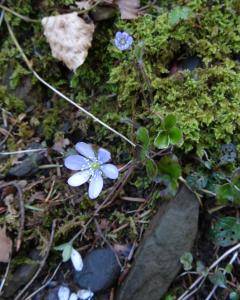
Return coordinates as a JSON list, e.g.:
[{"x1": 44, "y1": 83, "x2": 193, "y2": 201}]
[{"x1": 1, "y1": 0, "x2": 240, "y2": 157}]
